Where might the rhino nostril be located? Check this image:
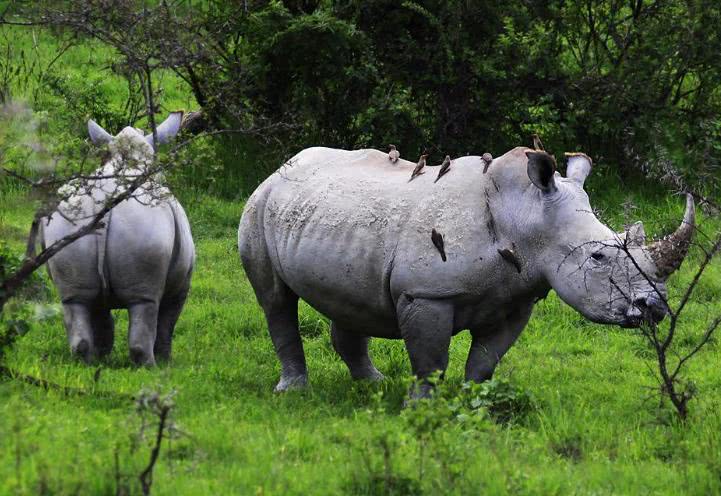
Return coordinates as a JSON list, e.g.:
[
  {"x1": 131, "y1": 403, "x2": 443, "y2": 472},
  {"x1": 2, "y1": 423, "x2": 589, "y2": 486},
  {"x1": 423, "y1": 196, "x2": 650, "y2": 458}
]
[
  {"x1": 632, "y1": 297, "x2": 648, "y2": 311},
  {"x1": 629, "y1": 295, "x2": 667, "y2": 323}
]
